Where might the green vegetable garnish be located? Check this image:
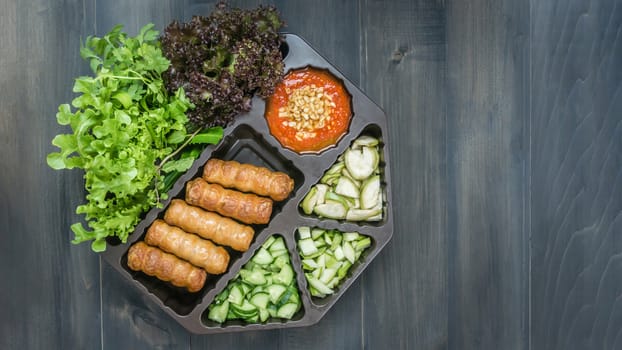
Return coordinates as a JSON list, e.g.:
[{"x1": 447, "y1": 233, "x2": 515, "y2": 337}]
[{"x1": 47, "y1": 24, "x2": 223, "y2": 252}]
